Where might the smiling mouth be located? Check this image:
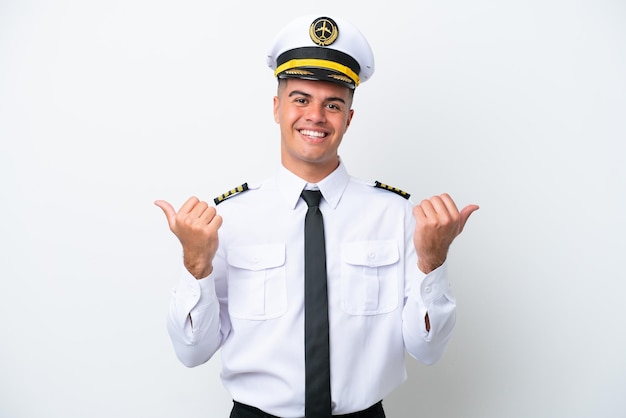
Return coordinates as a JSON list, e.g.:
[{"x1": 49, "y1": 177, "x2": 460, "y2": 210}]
[{"x1": 299, "y1": 129, "x2": 327, "y2": 139}]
